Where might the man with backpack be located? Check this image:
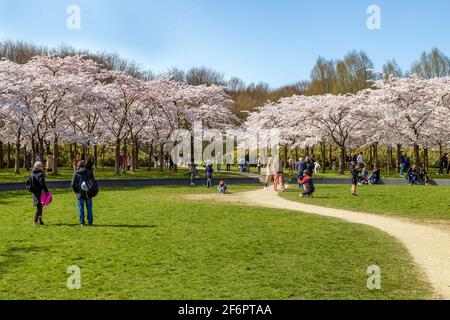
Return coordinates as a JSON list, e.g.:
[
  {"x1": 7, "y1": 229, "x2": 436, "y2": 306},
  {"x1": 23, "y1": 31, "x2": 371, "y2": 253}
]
[
  {"x1": 27, "y1": 162, "x2": 49, "y2": 226},
  {"x1": 71, "y1": 160, "x2": 98, "y2": 227}
]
